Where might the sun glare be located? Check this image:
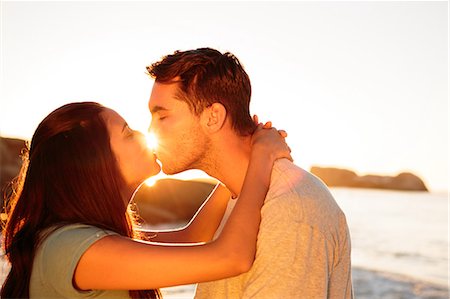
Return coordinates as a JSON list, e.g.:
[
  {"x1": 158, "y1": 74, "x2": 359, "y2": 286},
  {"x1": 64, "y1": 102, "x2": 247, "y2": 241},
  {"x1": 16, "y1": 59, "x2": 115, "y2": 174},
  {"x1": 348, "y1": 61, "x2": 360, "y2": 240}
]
[
  {"x1": 145, "y1": 170, "x2": 216, "y2": 187},
  {"x1": 142, "y1": 132, "x2": 217, "y2": 187},
  {"x1": 145, "y1": 172, "x2": 166, "y2": 187},
  {"x1": 146, "y1": 132, "x2": 159, "y2": 150}
]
